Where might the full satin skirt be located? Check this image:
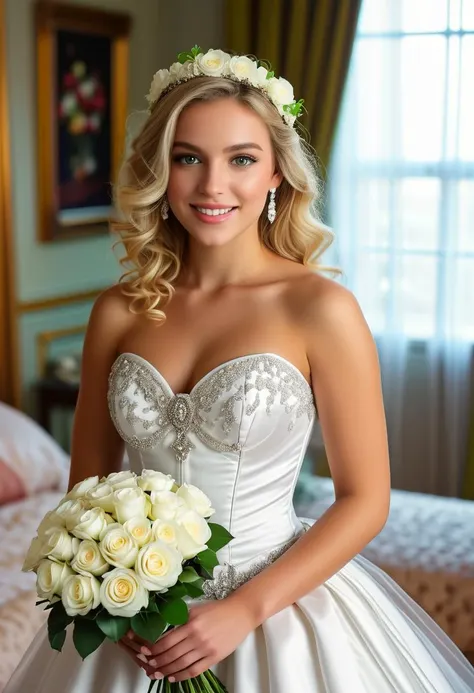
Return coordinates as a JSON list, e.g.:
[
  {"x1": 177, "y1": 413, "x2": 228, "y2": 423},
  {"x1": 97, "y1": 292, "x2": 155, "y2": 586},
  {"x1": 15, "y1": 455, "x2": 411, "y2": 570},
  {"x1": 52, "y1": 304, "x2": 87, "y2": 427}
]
[{"x1": 5, "y1": 517, "x2": 474, "y2": 693}]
